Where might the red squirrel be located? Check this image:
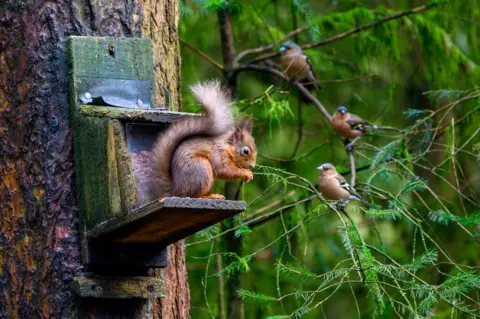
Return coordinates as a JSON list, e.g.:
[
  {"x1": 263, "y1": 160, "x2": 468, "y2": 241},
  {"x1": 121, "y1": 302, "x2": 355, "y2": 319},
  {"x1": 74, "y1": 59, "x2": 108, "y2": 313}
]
[{"x1": 140, "y1": 80, "x2": 257, "y2": 201}]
